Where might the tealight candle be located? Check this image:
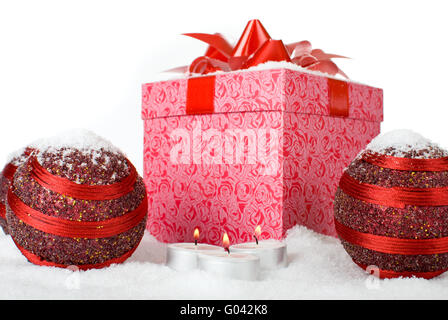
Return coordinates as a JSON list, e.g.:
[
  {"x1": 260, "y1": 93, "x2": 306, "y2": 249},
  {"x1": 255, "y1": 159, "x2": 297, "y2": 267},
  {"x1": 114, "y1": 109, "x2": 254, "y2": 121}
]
[
  {"x1": 196, "y1": 232, "x2": 260, "y2": 281},
  {"x1": 166, "y1": 228, "x2": 221, "y2": 271},
  {"x1": 197, "y1": 251, "x2": 260, "y2": 281},
  {"x1": 230, "y1": 226, "x2": 288, "y2": 269}
]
